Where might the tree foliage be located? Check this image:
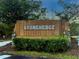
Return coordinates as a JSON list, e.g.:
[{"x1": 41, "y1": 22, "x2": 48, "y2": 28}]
[
  {"x1": 70, "y1": 22, "x2": 79, "y2": 35},
  {"x1": 0, "y1": 0, "x2": 46, "y2": 24},
  {"x1": 0, "y1": 22, "x2": 13, "y2": 37},
  {"x1": 56, "y1": 0, "x2": 79, "y2": 21}
]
